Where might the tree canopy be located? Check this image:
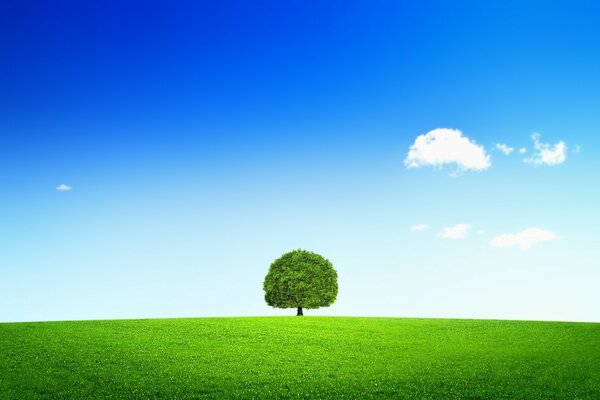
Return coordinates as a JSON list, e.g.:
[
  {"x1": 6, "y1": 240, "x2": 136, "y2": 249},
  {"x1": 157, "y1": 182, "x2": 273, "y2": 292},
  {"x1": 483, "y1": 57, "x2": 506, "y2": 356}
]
[{"x1": 263, "y1": 249, "x2": 338, "y2": 315}]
